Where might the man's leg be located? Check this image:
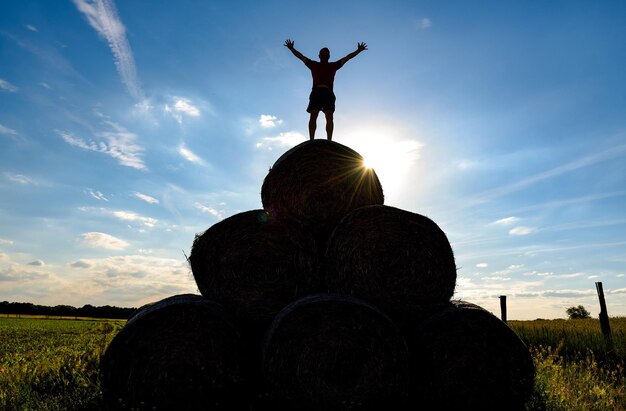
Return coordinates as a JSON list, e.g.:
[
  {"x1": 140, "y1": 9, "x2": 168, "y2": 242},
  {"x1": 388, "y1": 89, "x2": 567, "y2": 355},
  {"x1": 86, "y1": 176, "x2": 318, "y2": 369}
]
[
  {"x1": 308, "y1": 110, "x2": 319, "y2": 140},
  {"x1": 324, "y1": 110, "x2": 334, "y2": 141}
]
